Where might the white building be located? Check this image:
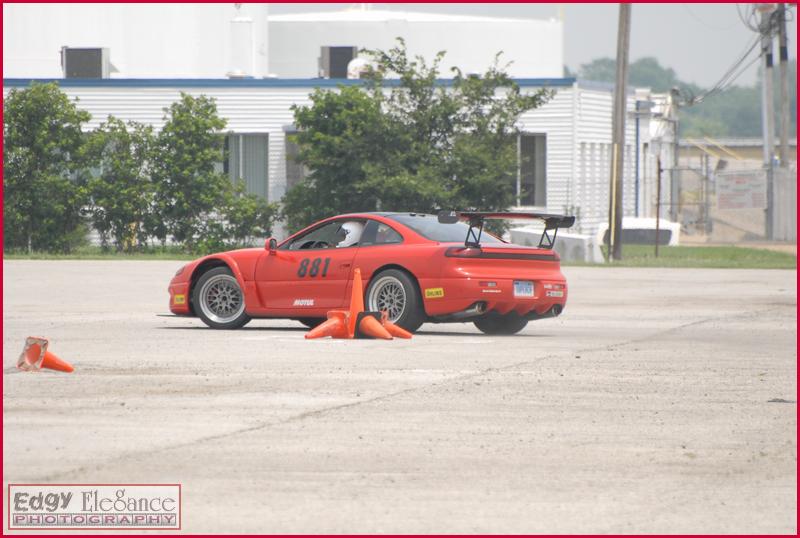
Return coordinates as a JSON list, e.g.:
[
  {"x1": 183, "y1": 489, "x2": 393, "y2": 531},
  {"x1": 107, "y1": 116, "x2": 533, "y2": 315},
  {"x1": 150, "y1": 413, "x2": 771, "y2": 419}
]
[
  {"x1": 3, "y1": 5, "x2": 658, "y2": 238},
  {"x1": 3, "y1": 4, "x2": 563, "y2": 80},
  {"x1": 267, "y1": 9, "x2": 563, "y2": 79}
]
